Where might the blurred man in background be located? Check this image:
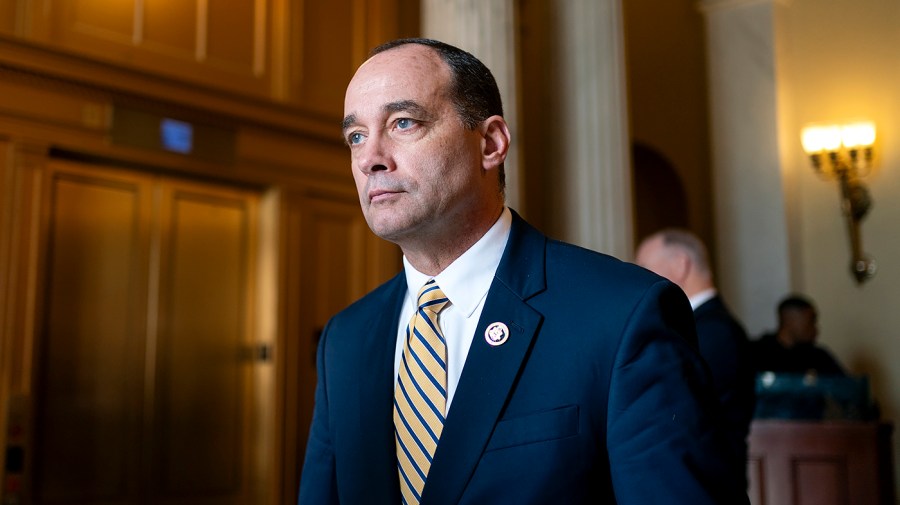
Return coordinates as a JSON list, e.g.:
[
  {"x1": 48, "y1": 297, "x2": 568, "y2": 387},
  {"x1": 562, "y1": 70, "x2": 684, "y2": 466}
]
[
  {"x1": 636, "y1": 228, "x2": 756, "y2": 491},
  {"x1": 750, "y1": 294, "x2": 845, "y2": 376}
]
